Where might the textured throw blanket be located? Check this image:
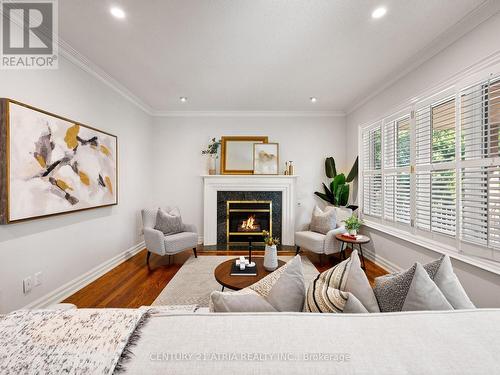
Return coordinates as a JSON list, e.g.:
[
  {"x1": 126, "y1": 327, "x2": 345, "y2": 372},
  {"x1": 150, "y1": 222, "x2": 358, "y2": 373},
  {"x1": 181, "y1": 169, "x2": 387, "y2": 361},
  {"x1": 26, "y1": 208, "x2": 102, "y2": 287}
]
[{"x1": 0, "y1": 308, "x2": 149, "y2": 375}]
